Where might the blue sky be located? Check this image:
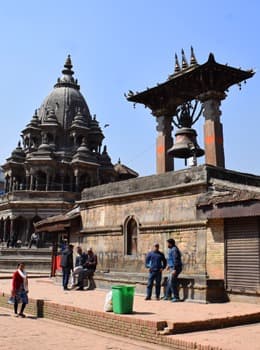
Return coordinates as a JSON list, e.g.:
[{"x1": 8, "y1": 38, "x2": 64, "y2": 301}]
[{"x1": 0, "y1": 0, "x2": 259, "y2": 176}]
